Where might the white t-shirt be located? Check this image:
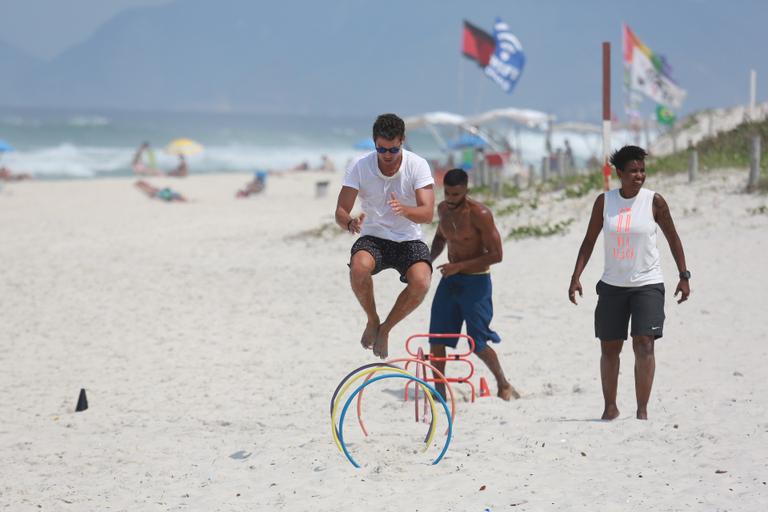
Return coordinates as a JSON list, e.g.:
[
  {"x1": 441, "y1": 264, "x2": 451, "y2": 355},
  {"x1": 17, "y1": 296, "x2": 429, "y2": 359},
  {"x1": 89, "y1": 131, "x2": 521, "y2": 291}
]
[
  {"x1": 601, "y1": 188, "x2": 664, "y2": 287},
  {"x1": 343, "y1": 149, "x2": 434, "y2": 242}
]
